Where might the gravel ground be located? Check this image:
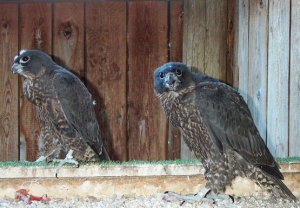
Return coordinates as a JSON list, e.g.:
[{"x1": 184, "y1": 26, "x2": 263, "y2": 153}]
[{"x1": 1, "y1": 194, "x2": 300, "y2": 208}]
